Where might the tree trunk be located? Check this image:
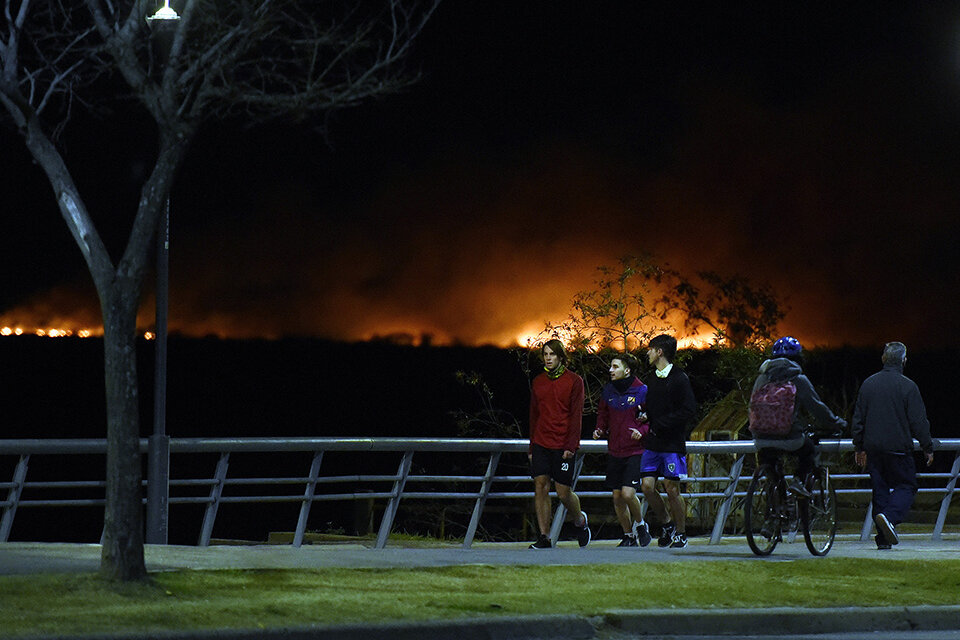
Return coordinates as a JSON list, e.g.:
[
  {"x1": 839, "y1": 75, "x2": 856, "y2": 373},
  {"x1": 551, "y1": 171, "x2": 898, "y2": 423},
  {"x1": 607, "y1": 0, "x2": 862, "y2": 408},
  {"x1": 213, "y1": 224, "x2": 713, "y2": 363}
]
[{"x1": 99, "y1": 283, "x2": 147, "y2": 581}]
